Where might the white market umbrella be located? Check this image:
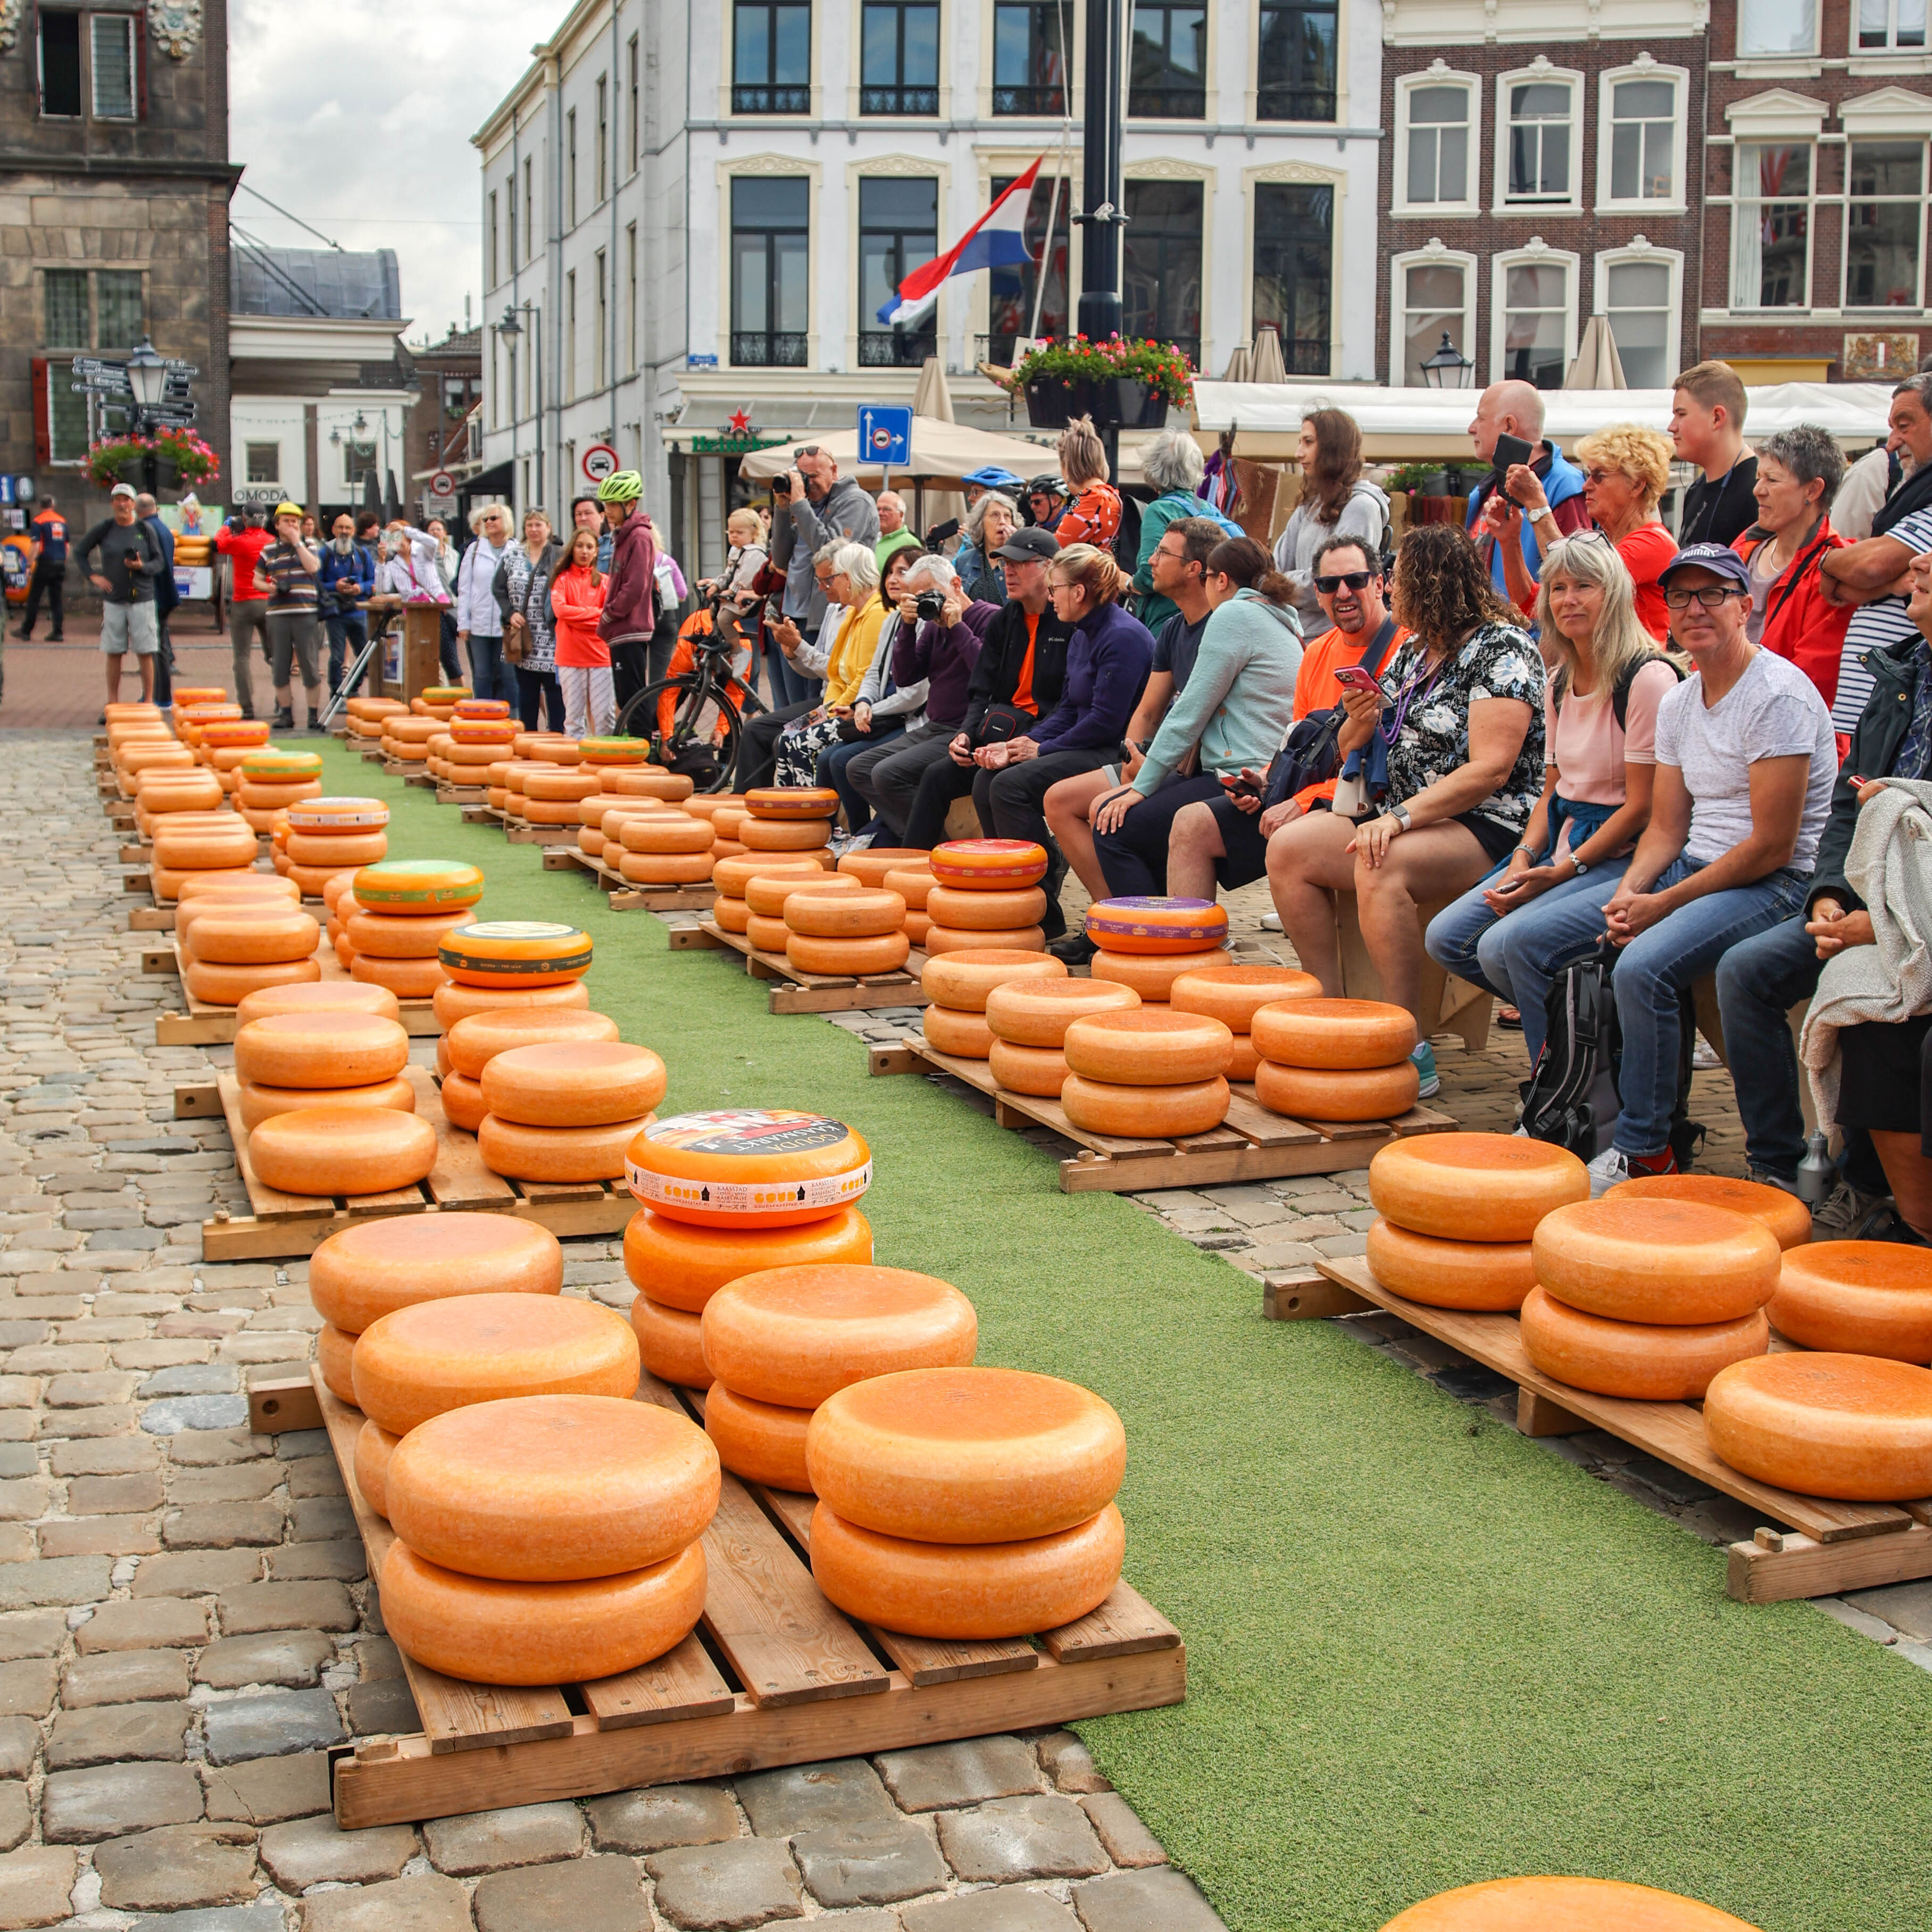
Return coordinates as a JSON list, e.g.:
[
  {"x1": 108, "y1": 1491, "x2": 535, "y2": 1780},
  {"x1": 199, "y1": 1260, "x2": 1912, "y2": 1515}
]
[
  {"x1": 912, "y1": 356, "x2": 957, "y2": 423},
  {"x1": 1566, "y1": 315, "x2": 1628, "y2": 390},
  {"x1": 1250, "y1": 327, "x2": 1288, "y2": 386}
]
